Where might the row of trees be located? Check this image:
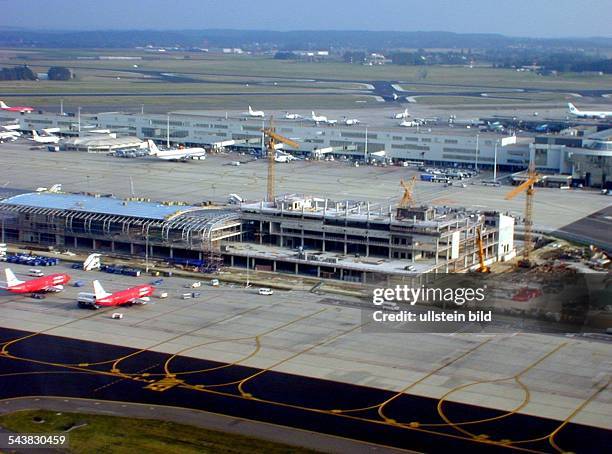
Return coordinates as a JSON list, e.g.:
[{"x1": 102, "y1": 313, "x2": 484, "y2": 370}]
[
  {"x1": 0, "y1": 65, "x2": 36, "y2": 81},
  {"x1": 0, "y1": 65, "x2": 73, "y2": 81}
]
